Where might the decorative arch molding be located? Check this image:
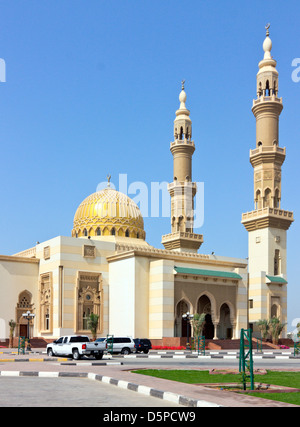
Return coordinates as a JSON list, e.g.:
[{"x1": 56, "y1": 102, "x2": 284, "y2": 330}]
[
  {"x1": 174, "y1": 297, "x2": 192, "y2": 317},
  {"x1": 174, "y1": 298, "x2": 192, "y2": 338},
  {"x1": 16, "y1": 290, "x2": 34, "y2": 337},
  {"x1": 75, "y1": 271, "x2": 103, "y2": 335},
  {"x1": 196, "y1": 291, "x2": 218, "y2": 324}
]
